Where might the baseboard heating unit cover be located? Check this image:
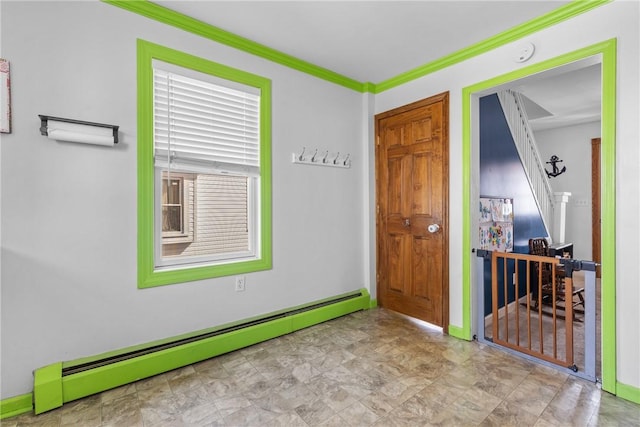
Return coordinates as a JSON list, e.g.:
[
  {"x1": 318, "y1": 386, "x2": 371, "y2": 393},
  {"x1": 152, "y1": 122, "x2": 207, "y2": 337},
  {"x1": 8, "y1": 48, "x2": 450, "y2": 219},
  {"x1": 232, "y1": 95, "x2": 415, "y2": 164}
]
[{"x1": 32, "y1": 289, "x2": 371, "y2": 414}]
